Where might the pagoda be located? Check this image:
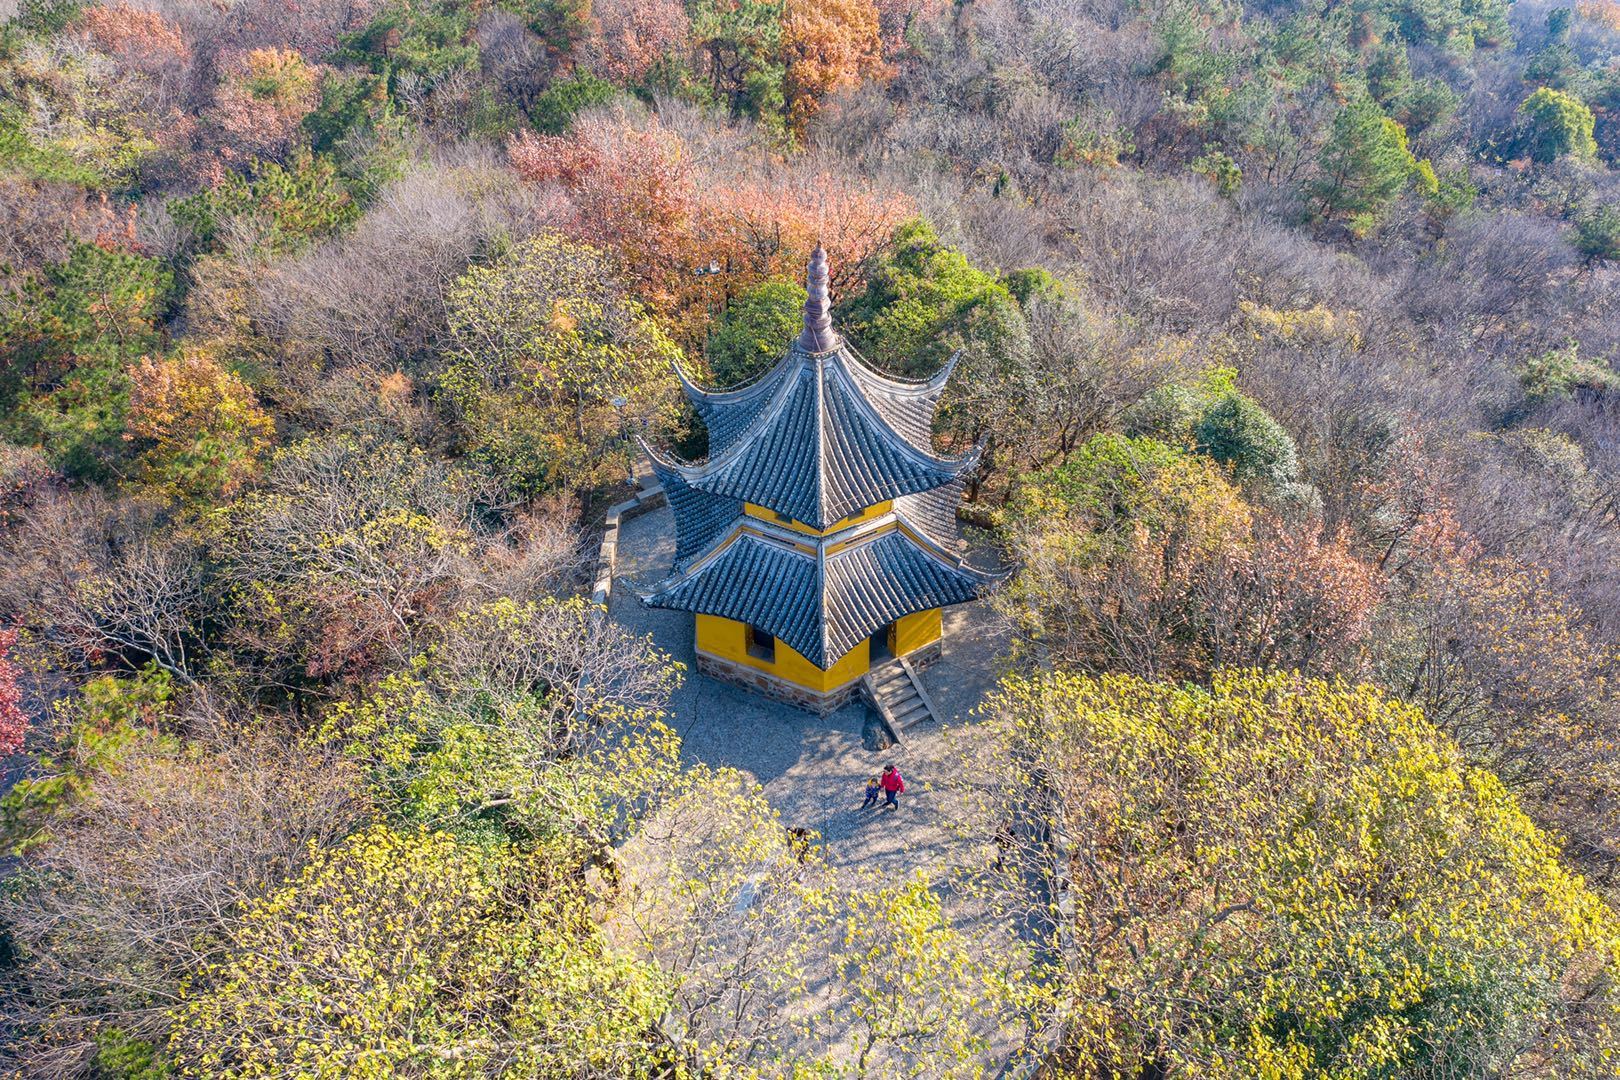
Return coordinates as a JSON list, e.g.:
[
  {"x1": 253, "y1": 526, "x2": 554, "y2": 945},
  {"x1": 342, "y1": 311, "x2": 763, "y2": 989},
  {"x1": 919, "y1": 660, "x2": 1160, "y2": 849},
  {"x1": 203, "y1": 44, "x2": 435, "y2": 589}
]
[{"x1": 640, "y1": 248, "x2": 1002, "y2": 713}]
